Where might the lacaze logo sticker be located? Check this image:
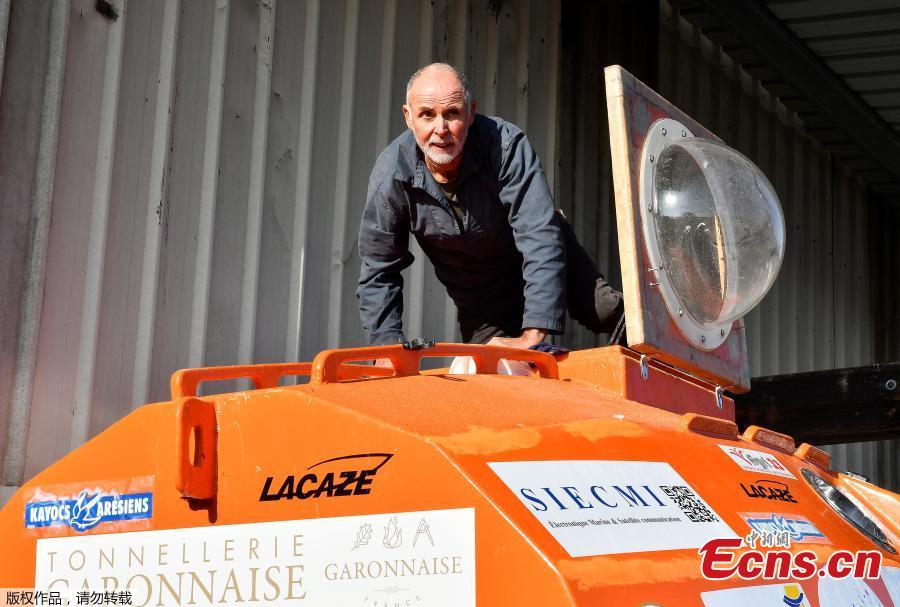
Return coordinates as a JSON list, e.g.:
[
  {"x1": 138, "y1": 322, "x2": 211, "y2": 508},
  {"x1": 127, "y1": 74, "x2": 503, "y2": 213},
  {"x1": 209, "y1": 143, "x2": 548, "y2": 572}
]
[
  {"x1": 740, "y1": 479, "x2": 798, "y2": 503},
  {"x1": 260, "y1": 453, "x2": 393, "y2": 502}
]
